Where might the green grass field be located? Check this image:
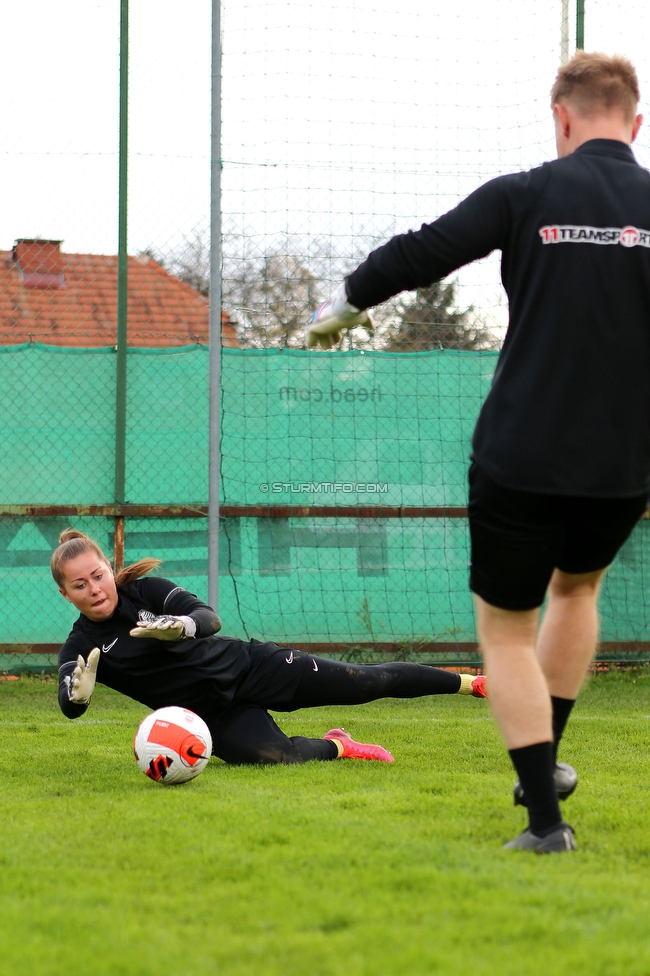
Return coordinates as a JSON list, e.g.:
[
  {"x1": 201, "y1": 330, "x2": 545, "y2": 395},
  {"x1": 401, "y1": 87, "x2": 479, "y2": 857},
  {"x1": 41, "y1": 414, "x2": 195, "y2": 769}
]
[{"x1": 2, "y1": 673, "x2": 650, "y2": 976}]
